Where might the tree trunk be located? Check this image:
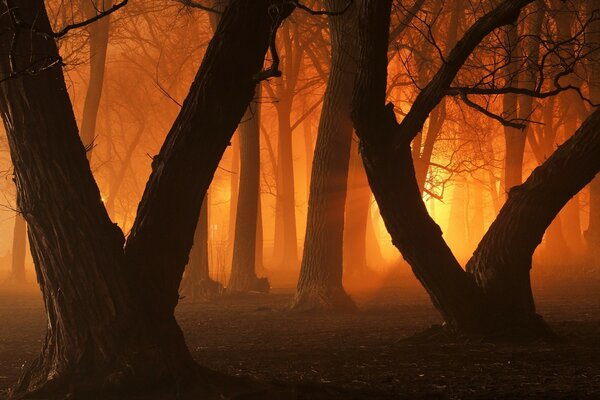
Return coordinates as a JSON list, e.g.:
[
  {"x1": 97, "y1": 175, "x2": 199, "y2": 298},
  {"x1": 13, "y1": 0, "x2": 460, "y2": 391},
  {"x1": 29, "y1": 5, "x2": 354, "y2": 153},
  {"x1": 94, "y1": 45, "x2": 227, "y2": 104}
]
[
  {"x1": 80, "y1": 0, "x2": 112, "y2": 161},
  {"x1": 227, "y1": 133, "x2": 240, "y2": 263},
  {"x1": 0, "y1": 1, "x2": 291, "y2": 396},
  {"x1": 229, "y1": 90, "x2": 269, "y2": 293},
  {"x1": 343, "y1": 139, "x2": 370, "y2": 278},
  {"x1": 8, "y1": 214, "x2": 26, "y2": 284},
  {"x1": 467, "y1": 108, "x2": 600, "y2": 328},
  {"x1": 352, "y1": 0, "x2": 536, "y2": 332},
  {"x1": 182, "y1": 195, "x2": 223, "y2": 298},
  {"x1": 273, "y1": 96, "x2": 299, "y2": 269},
  {"x1": 293, "y1": 0, "x2": 359, "y2": 311}
]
